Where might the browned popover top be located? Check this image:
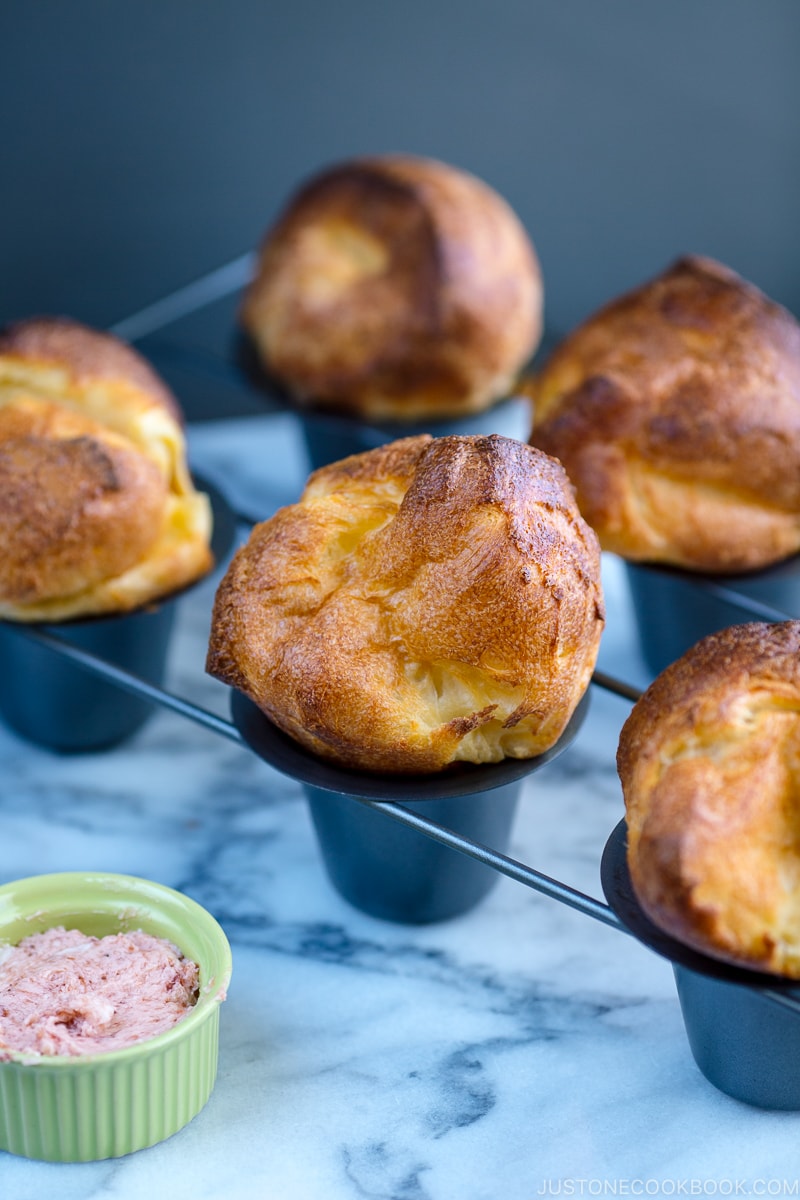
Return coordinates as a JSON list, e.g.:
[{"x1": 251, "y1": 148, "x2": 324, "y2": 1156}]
[
  {"x1": 528, "y1": 256, "x2": 800, "y2": 572},
  {"x1": 0, "y1": 316, "x2": 183, "y2": 424},
  {"x1": 618, "y1": 620, "x2": 800, "y2": 978},
  {"x1": 207, "y1": 433, "x2": 604, "y2": 773},
  {"x1": 241, "y1": 155, "x2": 542, "y2": 421},
  {"x1": 0, "y1": 316, "x2": 213, "y2": 621}
]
